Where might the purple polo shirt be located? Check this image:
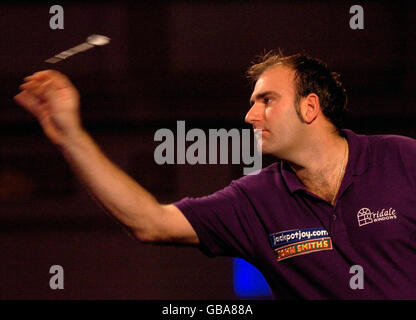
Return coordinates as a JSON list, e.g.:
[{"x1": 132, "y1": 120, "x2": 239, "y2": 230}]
[{"x1": 173, "y1": 129, "x2": 416, "y2": 299}]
